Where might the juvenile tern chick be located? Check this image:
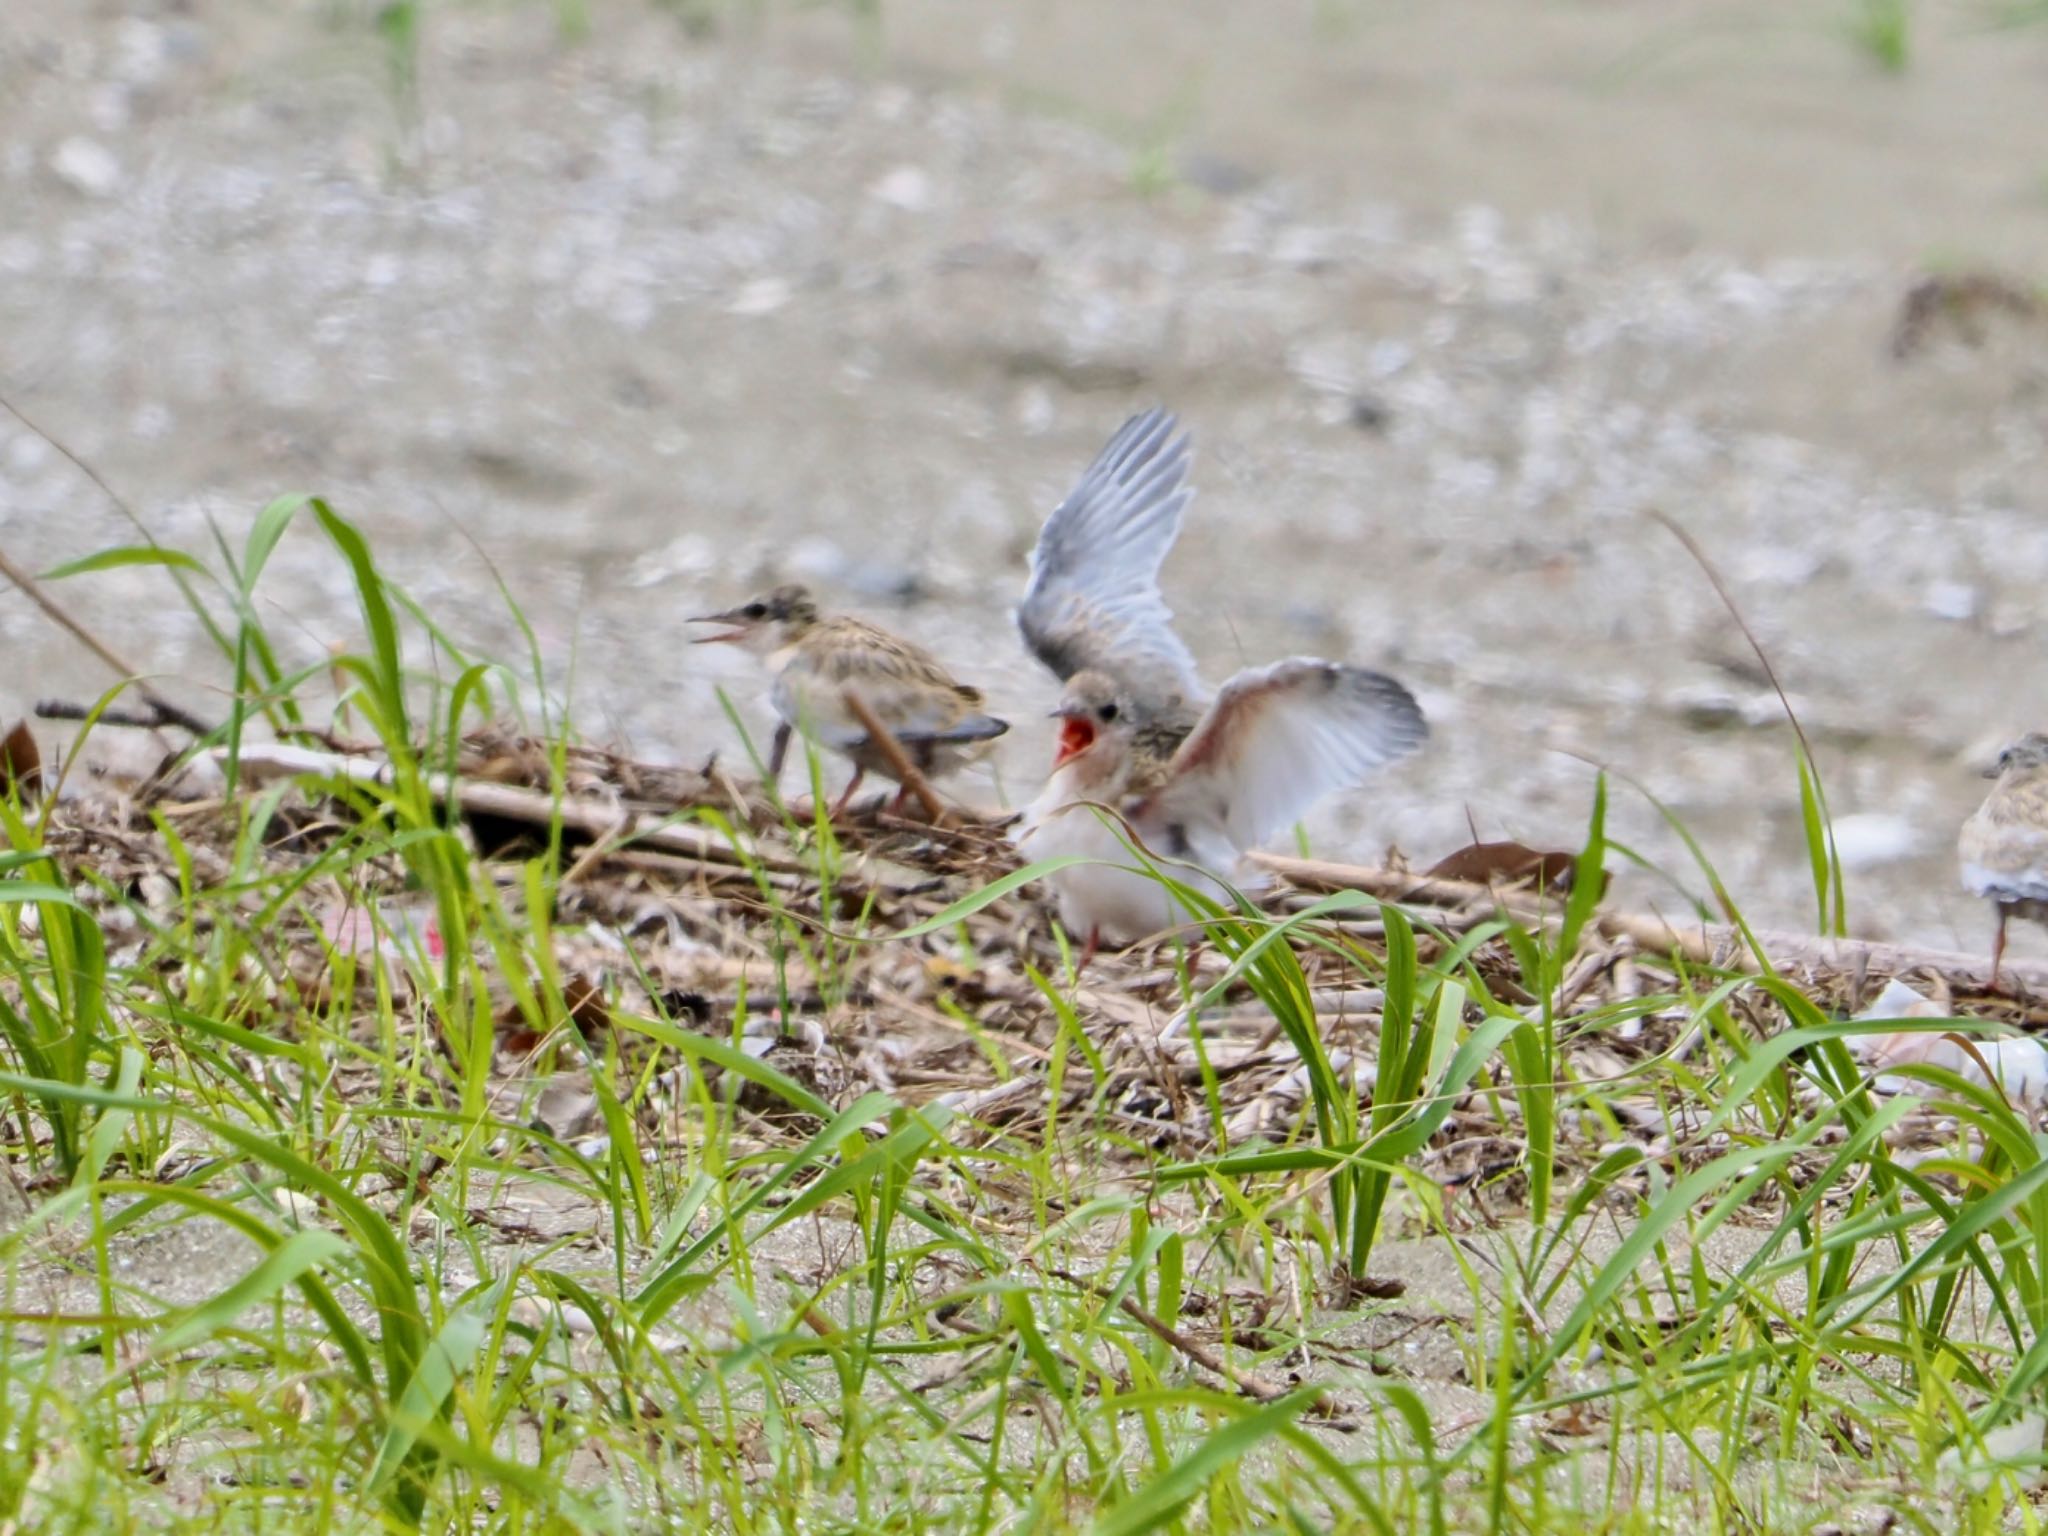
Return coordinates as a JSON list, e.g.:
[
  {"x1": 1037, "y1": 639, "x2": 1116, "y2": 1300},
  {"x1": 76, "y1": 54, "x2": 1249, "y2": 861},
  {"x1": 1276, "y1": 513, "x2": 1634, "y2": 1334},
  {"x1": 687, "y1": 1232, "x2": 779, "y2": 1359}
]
[
  {"x1": 690, "y1": 583, "x2": 1007, "y2": 816},
  {"x1": 1959, "y1": 732, "x2": 2048, "y2": 985},
  {"x1": 1018, "y1": 661, "x2": 1427, "y2": 954}
]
